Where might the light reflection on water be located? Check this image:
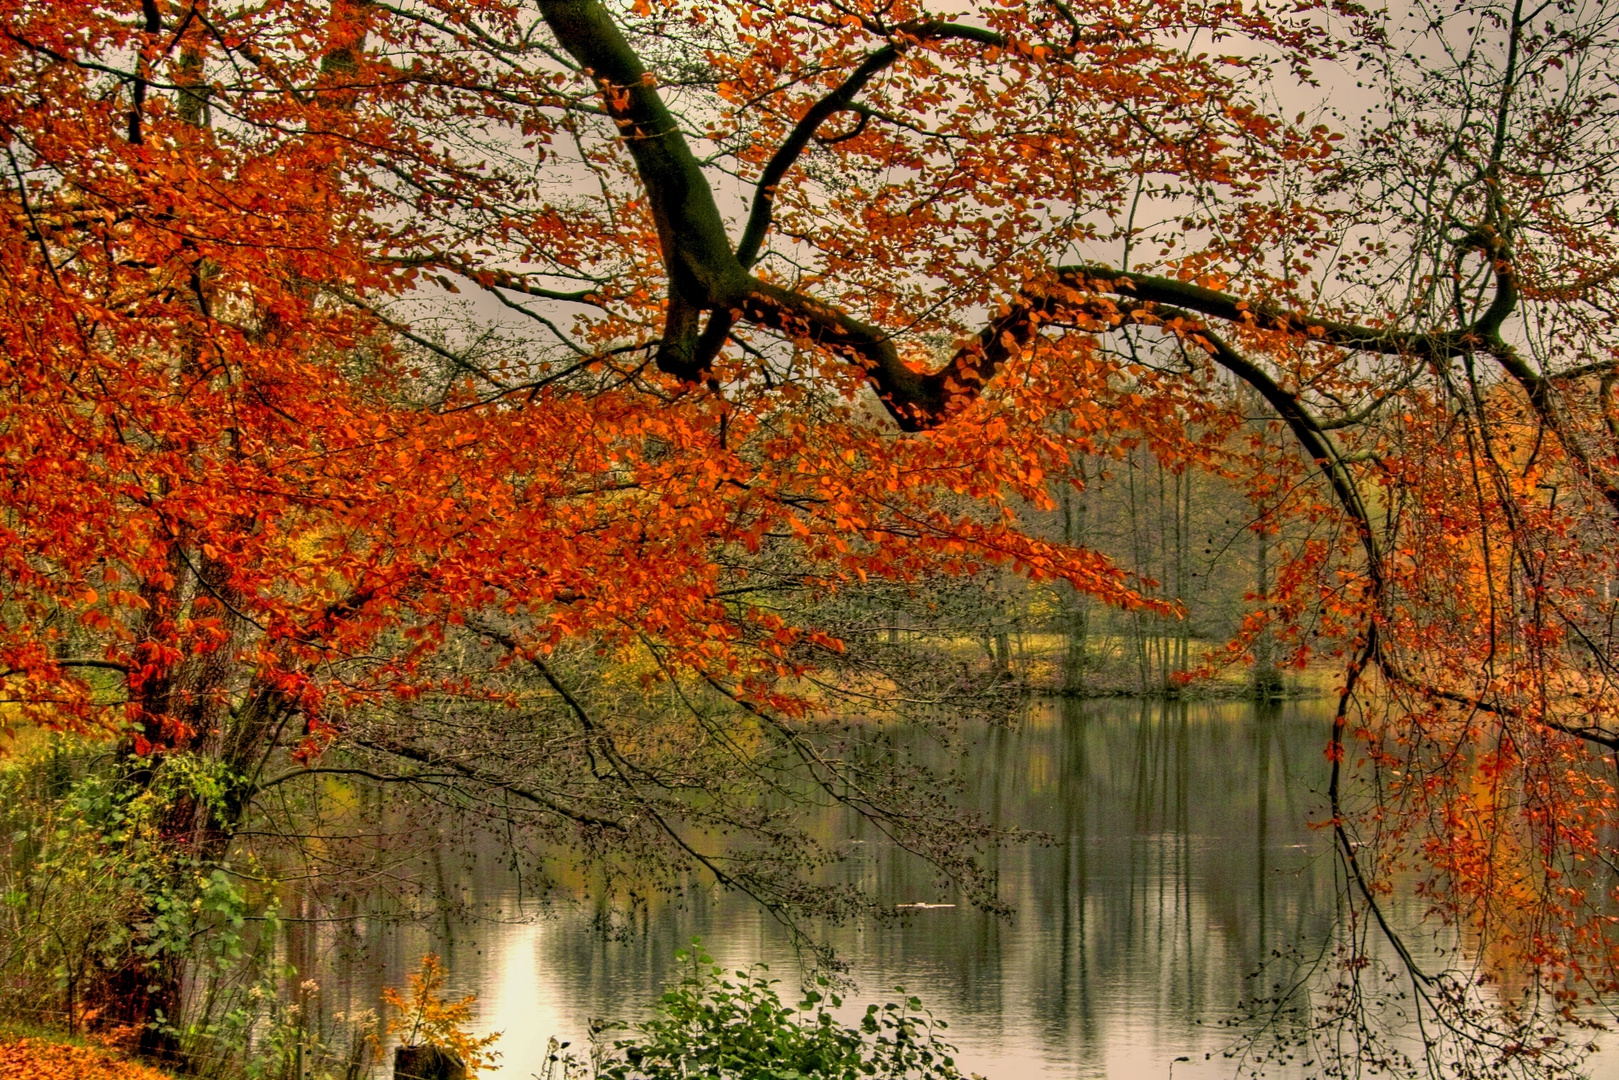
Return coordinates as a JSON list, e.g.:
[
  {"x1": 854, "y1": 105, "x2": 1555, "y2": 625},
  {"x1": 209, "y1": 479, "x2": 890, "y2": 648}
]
[{"x1": 294, "y1": 698, "x2": 1619, "y2": 1079}]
